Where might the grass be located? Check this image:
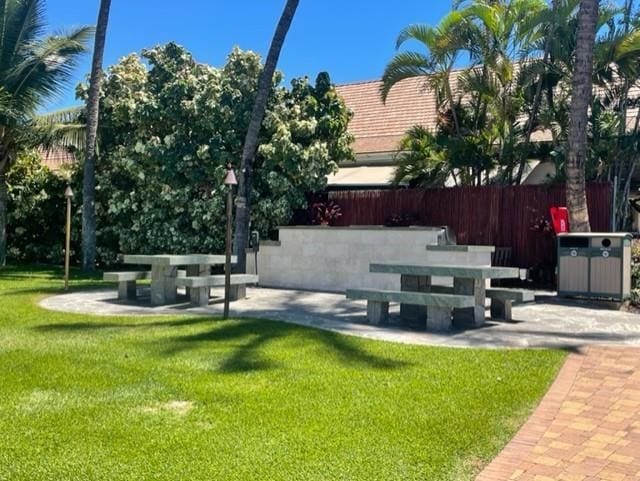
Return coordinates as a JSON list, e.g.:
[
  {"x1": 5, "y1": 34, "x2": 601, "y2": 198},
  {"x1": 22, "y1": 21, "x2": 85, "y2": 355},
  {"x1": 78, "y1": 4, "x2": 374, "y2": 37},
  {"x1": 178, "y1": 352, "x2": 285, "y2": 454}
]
[{"x1": 0, "y1": 266, "x2": 566, "y2": 481}]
